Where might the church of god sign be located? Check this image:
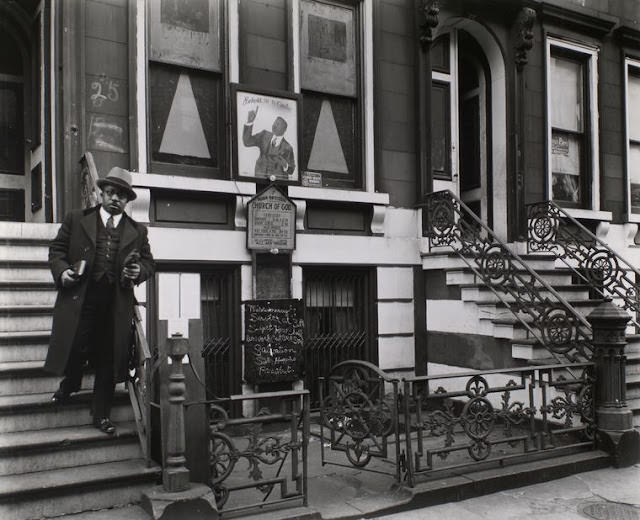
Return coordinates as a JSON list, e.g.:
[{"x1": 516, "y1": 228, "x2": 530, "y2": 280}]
[{"x1": 247, "y1": 184, "x2": 297, "y2": 252}]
